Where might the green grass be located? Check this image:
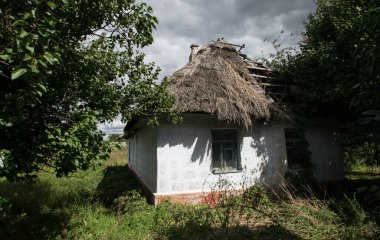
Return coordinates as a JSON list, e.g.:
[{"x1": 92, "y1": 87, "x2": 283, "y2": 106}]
[
  {"x1": 346, "y1": 165, "x2": 380, "y2": 180},
  {"x1": 1, "y1": 152, "x2": 379, "y2": 240}
]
